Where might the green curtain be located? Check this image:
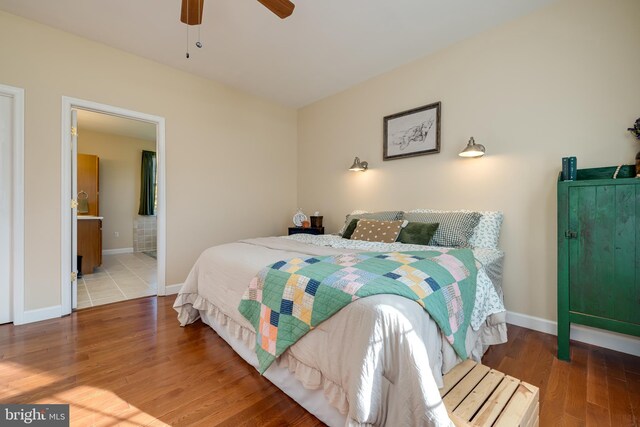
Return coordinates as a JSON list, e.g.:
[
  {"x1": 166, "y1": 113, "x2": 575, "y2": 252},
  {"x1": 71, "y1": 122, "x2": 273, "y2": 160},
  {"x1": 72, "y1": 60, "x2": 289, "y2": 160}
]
[{"x1": 138, "y1": 150, "x2": 157, "y2": 216}]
